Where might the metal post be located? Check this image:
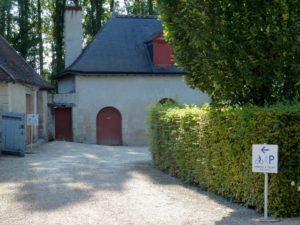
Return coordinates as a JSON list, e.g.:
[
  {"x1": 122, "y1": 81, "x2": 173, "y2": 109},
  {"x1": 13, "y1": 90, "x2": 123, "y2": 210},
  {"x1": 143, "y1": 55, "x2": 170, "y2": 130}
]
[
  {"x1": 30, "y1": 125, "x2": 33, "y2": 152},
  {"x1": 264, "y1": 172, "x2": 268, "y2": 220}
]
